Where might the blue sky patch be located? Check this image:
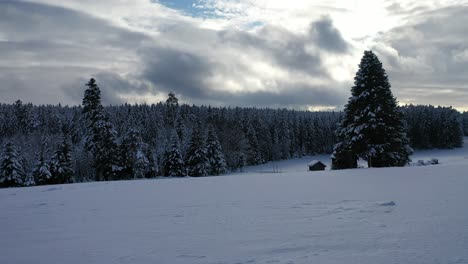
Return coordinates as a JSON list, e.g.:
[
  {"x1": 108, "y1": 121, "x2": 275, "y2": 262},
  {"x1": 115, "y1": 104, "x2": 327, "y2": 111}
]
[{"x1": 155, "y1": 0, "x2": 220, "y2": 18}]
